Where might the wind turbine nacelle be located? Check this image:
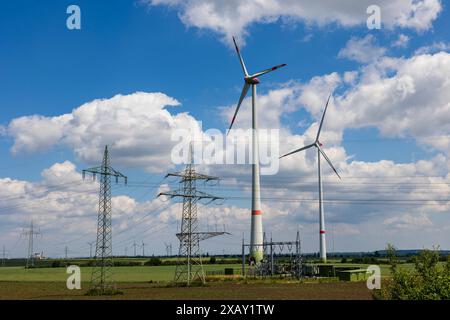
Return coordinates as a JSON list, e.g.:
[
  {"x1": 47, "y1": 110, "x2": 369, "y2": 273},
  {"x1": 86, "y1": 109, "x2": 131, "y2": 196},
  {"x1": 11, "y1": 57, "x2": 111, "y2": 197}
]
[{"x1": 245, "y1": 77, "x2": 260, "y2": 85}]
